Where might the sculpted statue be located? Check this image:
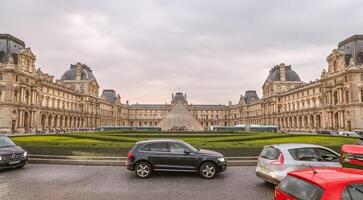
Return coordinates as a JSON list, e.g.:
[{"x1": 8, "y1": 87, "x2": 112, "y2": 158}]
[
  {"x1": 349, "y1": 56, "x2": 356, "y2": 67},
  {"x1": 321, "y1": 69, "x2": 326, "y2": 78}
]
